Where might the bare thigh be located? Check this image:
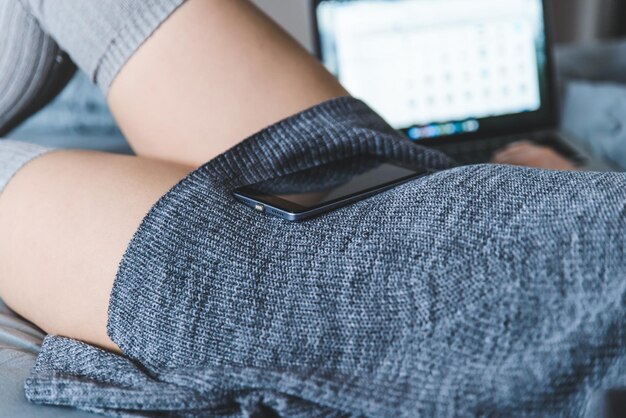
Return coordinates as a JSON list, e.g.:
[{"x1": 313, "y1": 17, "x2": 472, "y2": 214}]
[
  {"x1": 0, "y1": 0, "x2": 345, "y2": 352},
  {"x1": 108, "y1": 0, "x2": 347, "y2": 166},
  {"x1": 0, "y1": 151, "x2": 191, "y2": 352}
]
